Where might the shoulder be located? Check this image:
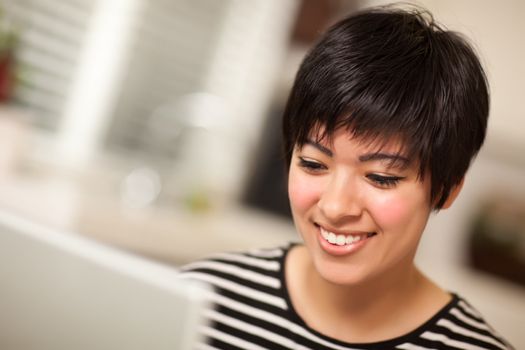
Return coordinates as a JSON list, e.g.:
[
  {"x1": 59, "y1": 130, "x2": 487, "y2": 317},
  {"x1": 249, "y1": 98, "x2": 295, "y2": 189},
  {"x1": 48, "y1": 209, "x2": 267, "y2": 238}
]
[
  {"x1": 178, "y1": 245, "x2": 300, "y2": 349},
  {"x1": 178, "y1": 245, "x2": 290, "y2": 299},
  {"x1": 410, "y1": 294, "x2": 515, "y2": 350},
  {"x1": 179, "y1": 245, "x2": 288, "y2": 276}
]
